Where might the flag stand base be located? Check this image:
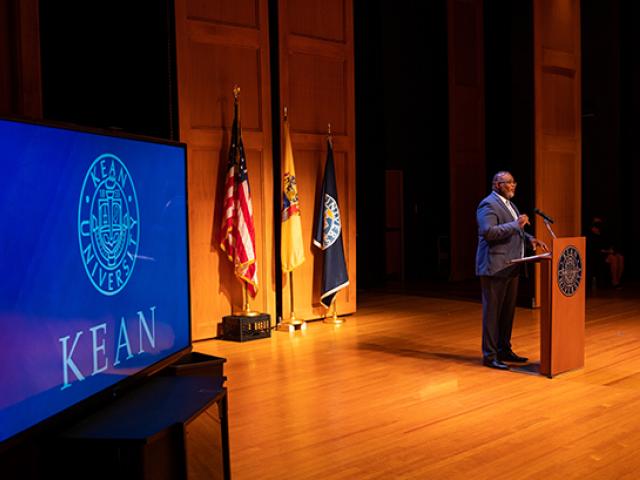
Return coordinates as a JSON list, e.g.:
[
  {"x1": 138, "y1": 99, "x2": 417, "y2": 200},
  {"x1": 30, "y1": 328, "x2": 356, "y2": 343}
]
[
  {"x1": 221, "y1": 313, "x2": 271, "y2": 342},
  {"x1": 233, "y1": 309, "x2": 261, "y2": 317},
  {"x1": 277, "y1": 312, "x2": 306, "y2": 332},
  {"x1": 323, "y1": 313, "x2": 344, "y2": 325},
  {"x1": 277, "y1": 320, "x2": 307, "y2": 332},
  {"x1": 323, "y1": 302, "x2": 344, "y2": 324}
]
